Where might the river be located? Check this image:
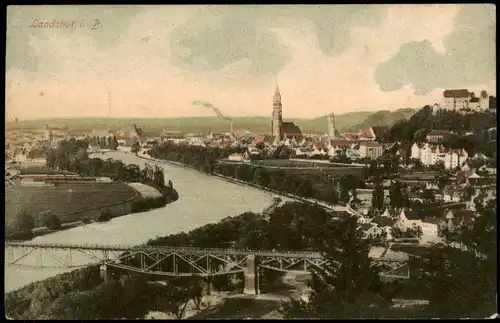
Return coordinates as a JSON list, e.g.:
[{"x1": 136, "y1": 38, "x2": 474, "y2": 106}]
[{"x1": 5, "y1": 151, "x2": 273, "y2": 293}]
